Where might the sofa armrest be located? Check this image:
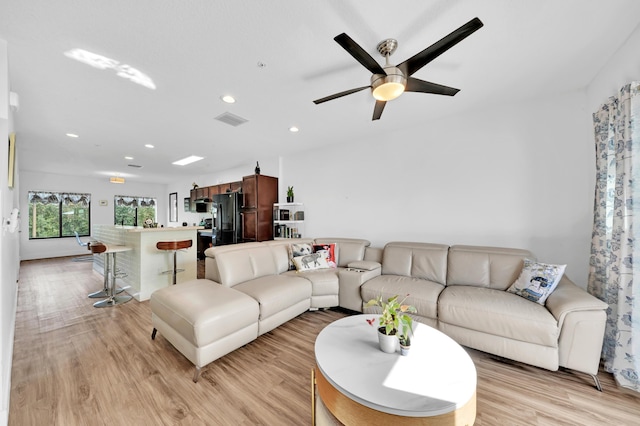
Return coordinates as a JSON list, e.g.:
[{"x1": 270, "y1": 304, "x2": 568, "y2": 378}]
[
  {"x1": 545, "y1": 276, "x2": 608, "y2": 328},
  {"x1": 347, "y1": 260, "x2": 381, "y2": 272},
  {"x1": 338, "y1": 265, "x2": 381, "y2": 312}
]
